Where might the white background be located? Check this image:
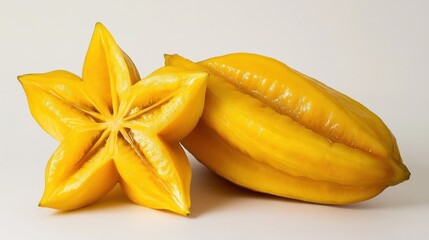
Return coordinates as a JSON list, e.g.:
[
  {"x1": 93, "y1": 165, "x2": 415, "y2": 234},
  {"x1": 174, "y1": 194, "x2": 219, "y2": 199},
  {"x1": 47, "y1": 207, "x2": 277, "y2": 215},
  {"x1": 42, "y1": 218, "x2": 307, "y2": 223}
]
[{"x1": 1, "y1": 0, "x2": 428, "y2": 239}]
